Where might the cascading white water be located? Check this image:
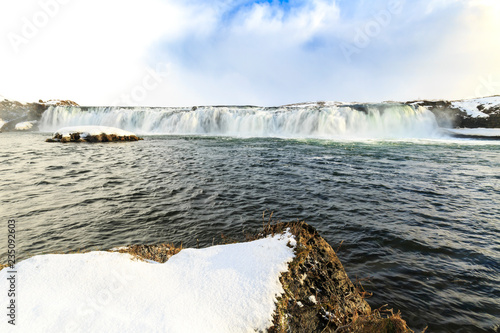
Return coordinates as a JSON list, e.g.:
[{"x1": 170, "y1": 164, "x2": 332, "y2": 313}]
[{"x1": 39, "y1": 104, "x2": 441, "y2": 139}]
